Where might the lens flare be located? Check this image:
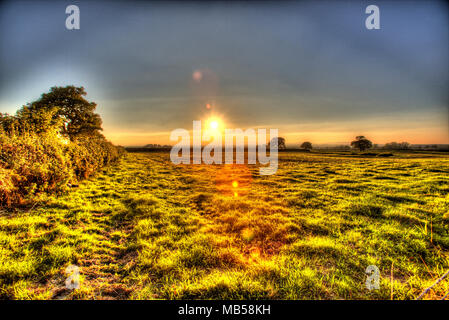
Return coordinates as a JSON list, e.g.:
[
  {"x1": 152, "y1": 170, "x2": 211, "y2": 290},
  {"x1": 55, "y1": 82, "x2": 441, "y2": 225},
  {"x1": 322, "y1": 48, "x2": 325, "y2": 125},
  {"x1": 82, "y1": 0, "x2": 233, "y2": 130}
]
[
  {"x1": 210, "y1": 121, "x2": 219, "y2": 130},
  {"x1": 192, "y1": 70, "x2": 202, "y2": 82},
  {"x1": 214, "y1": 164, "x2": 253, "y2": 197}
]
